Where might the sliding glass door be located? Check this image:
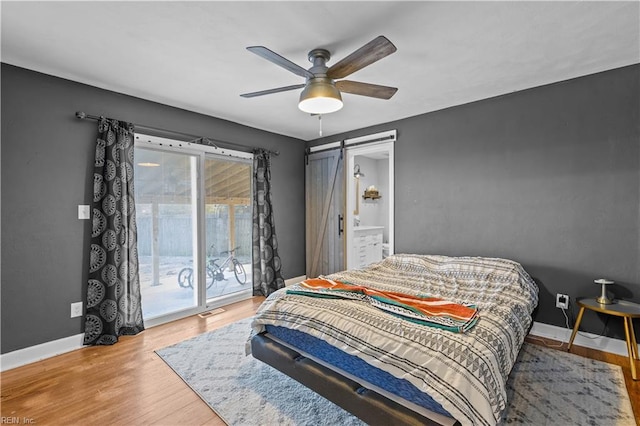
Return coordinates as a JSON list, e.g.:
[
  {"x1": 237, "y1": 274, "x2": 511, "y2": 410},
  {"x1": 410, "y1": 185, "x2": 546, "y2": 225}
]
[
  {"x1": 204, "y1": 156, "x2": 252, "y2": 304},
  {"x1": 135, "y1": 148, "x2": 200, "y2": 322},
  {"x1": 134, "y1": 136, "x2": 253, "y2": 325}
]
